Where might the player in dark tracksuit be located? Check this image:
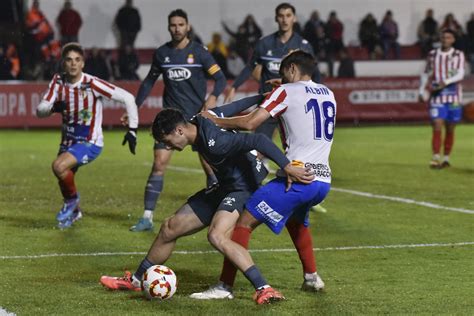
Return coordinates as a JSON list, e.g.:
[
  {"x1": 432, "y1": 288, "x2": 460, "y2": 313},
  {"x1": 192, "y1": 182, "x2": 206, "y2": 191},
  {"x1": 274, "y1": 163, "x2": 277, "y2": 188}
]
[
  {"x1": 225, "y1": 3, "x2": 320, "y2": 140},
  {"x1": 99, "y1": 95, "x2": 313, "y2": 302},
  {"x1": 129, "y1": 9, "x2": 227, "y2": 232}
]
